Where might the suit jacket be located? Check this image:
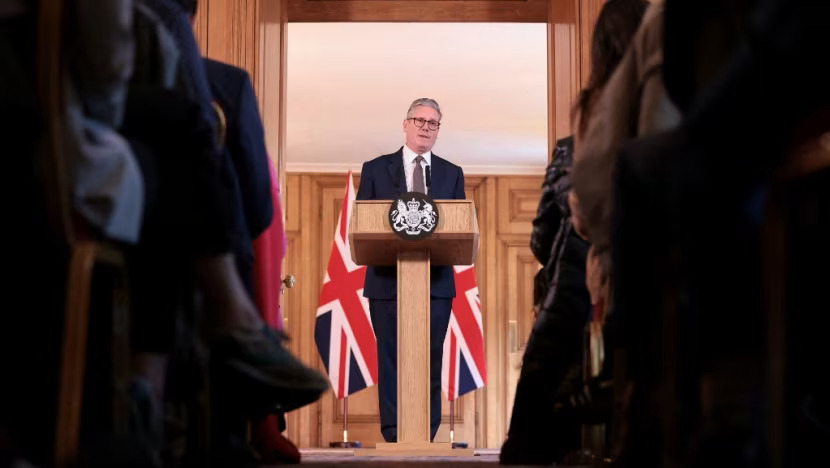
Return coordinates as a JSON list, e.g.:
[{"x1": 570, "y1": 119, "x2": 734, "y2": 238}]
[
  {"x1": 204, "y1": 58, "x2": 274, "y2": 238},
  {"x1": 357, "y1": 147, "x2": 466, "y2": 299}
]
